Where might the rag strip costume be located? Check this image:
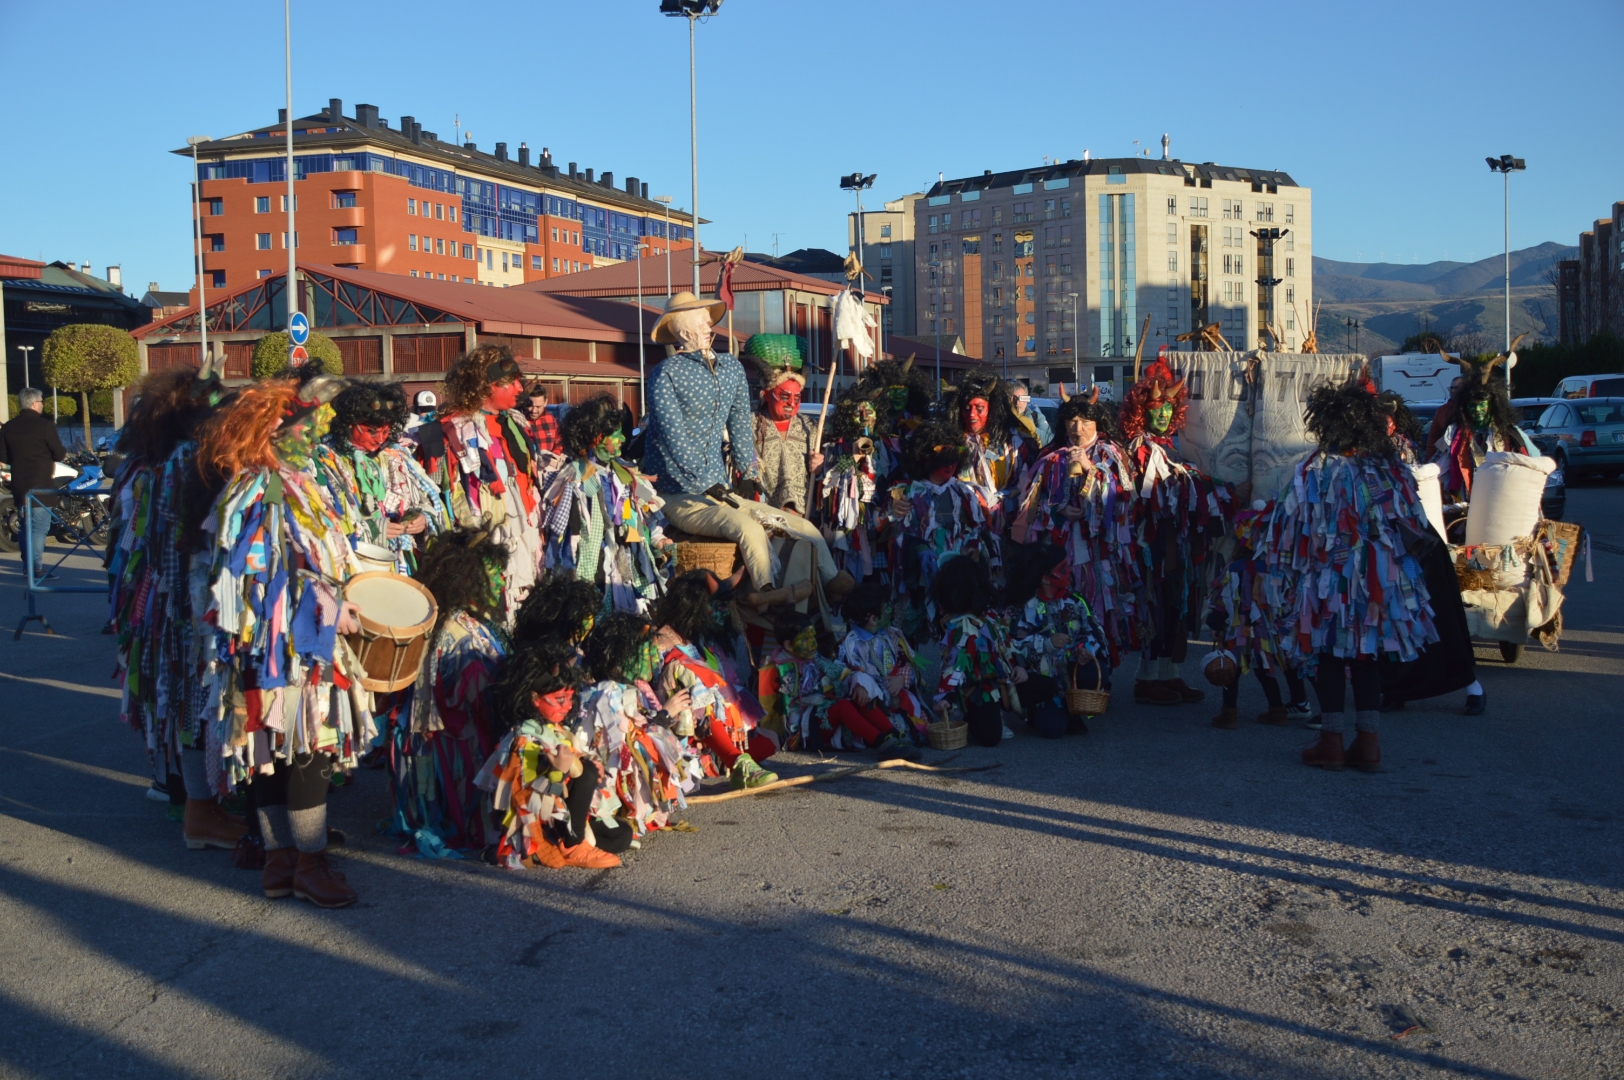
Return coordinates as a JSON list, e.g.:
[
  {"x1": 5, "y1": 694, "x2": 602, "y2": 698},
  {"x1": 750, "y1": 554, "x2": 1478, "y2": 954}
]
[
  {"x1": 934, "y1": 612, "x2": 1016, "y2": 748},
  {"x1": 837, "y1": 623, "x2": 932, "y2": 743}
]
